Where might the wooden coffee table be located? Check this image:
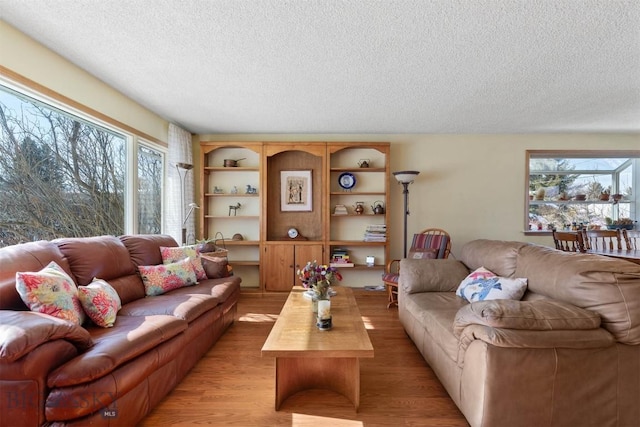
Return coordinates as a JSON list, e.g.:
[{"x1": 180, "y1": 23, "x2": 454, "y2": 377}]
[{"x1": 261, "y1": 286, "x2": 374, "y2": 411}]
